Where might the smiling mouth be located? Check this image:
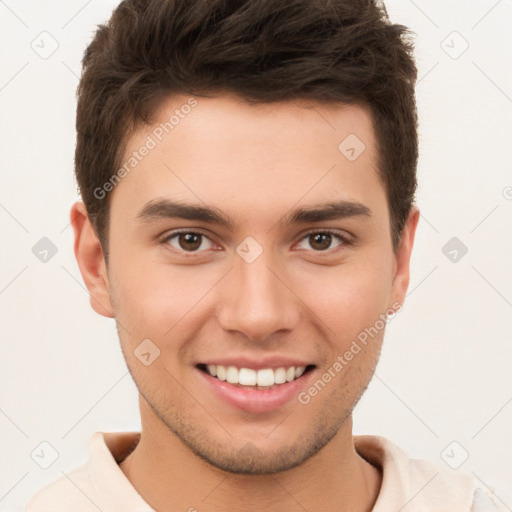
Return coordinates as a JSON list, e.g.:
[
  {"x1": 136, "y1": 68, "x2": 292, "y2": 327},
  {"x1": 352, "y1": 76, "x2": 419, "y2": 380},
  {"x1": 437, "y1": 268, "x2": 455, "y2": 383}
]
[{"x1": 196, "y1": 363, "x2": 316, "y2": 390}]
